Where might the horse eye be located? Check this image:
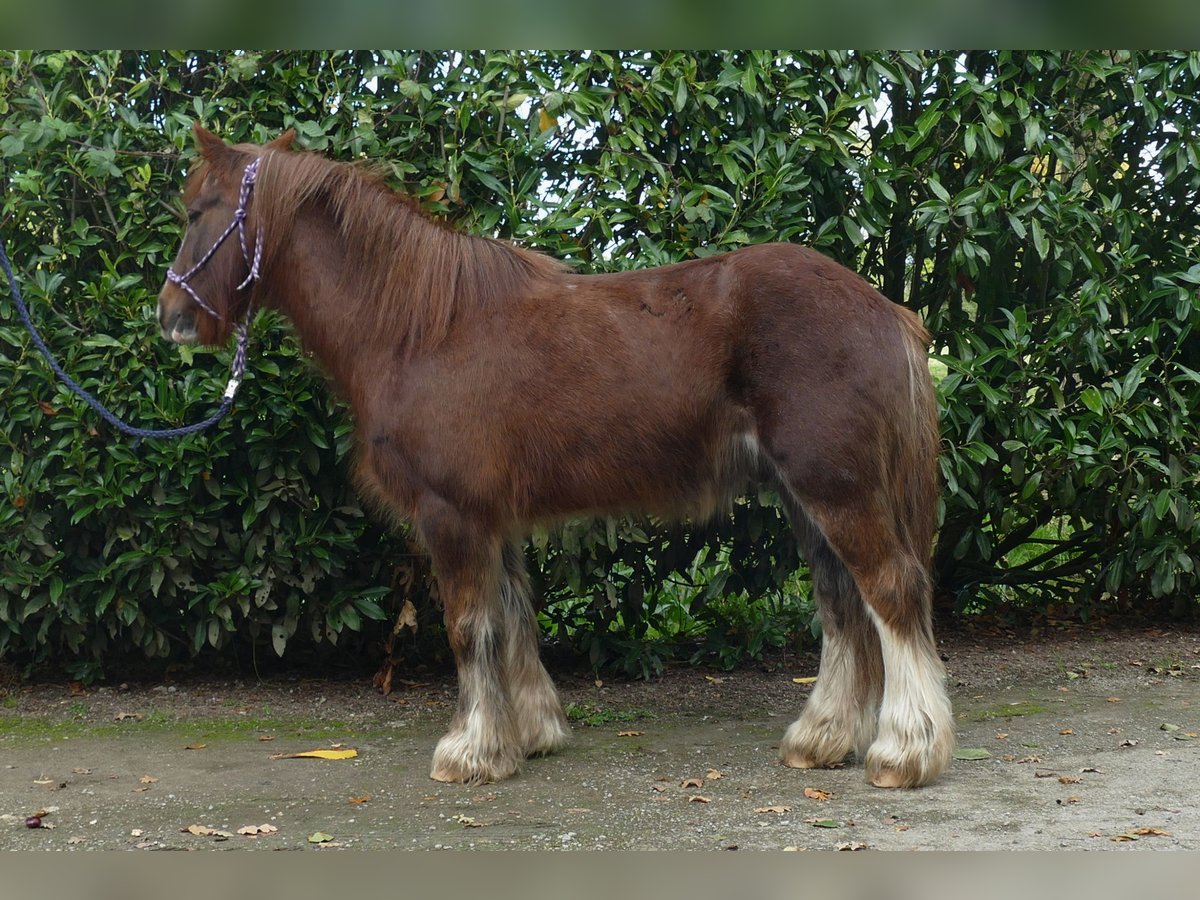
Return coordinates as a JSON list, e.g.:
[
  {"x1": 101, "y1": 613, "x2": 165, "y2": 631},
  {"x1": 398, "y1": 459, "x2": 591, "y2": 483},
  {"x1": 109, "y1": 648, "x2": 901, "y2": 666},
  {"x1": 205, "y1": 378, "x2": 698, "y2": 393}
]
[{"x1": 186, "y1": 209, "x2": 201, "y2": 223}]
